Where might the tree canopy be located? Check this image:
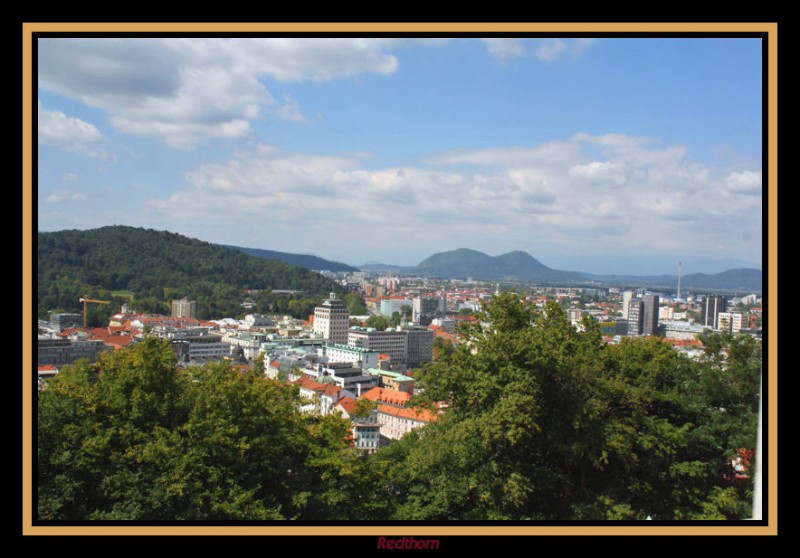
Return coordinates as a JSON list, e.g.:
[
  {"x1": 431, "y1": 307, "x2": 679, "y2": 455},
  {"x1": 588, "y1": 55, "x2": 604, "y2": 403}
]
[
  {"x1": 37, "y1": 294, "x2": 760, "y2": 521},
  {"x1": 377, "y1": 293, "x2": 760, "y2": 520}
]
